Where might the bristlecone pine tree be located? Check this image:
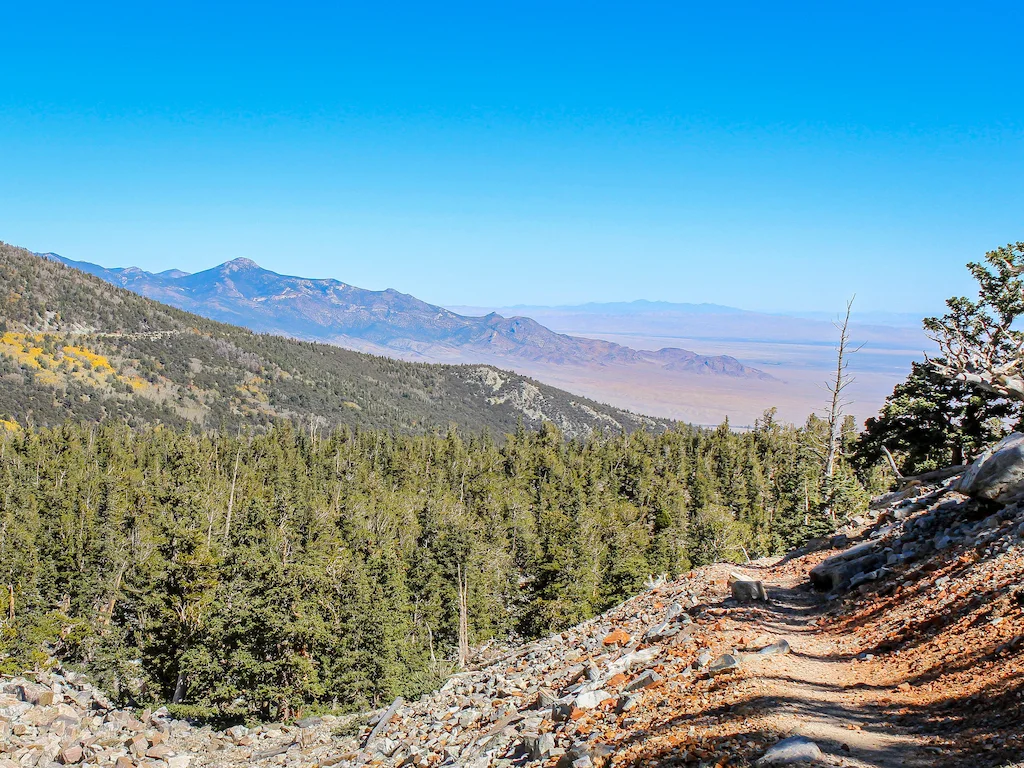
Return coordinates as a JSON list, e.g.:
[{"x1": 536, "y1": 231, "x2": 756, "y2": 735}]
[
  {"x1": 926, "y1": 242, "x2": 1024, "y2": 400},
  {"x1": 854, "y1": 360, "x2": 1022, "y2": 476}
]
